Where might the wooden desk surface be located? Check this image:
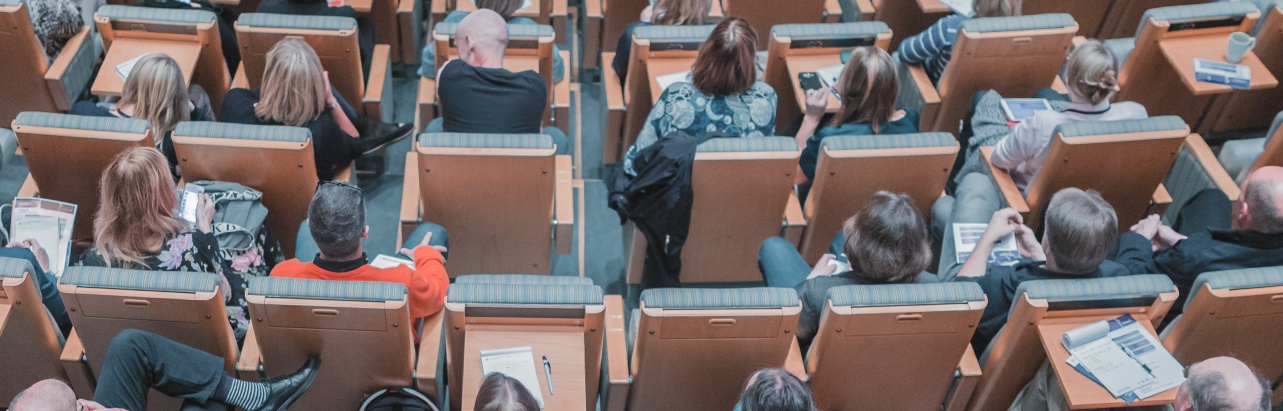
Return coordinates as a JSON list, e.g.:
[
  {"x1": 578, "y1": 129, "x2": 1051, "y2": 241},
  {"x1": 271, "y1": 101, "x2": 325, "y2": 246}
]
[
  {"x1": 1037, "y1": 314, "x2": 1179, "y2": 409},
  {"x1": 785, "y1": 54, "x2": 844, "y2": 113},
  {"x1": 646, "y1": 58, "x2": 697, "y2": 102},
  {"x1": 93, "y1": 38, "x2": 201, "y2": 98},
  {"x1": 345, "y1": 0, "x2": 371, "y2": 13},
  {"x1": 461, "y1": 329, "x2": 587, "y2": 411},
  {"x1": 916, "y1": 0, "x2": 951, "y2": 14},
  {"x1": 1159, "y1": 35, "x2": 1279, "y2": 96}
]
